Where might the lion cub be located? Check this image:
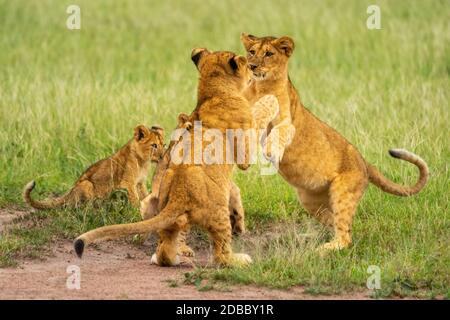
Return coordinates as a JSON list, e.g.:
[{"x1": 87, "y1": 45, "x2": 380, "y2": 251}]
[
  {"x1": 241, "y1": 33, "x2": 429, "y2": 252},
  {"x1": 139, "y1": 114, "x2": 248, "y2": 257},
  {"x1": 140, "y1": 113, "x2": 246, "y2": 235},
  {"x1": 23, "y1": 125, "x2": 165, "y2": 209},
  {"x1": 242, "y1": 34, "x2": 296, "y2": 163}
]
